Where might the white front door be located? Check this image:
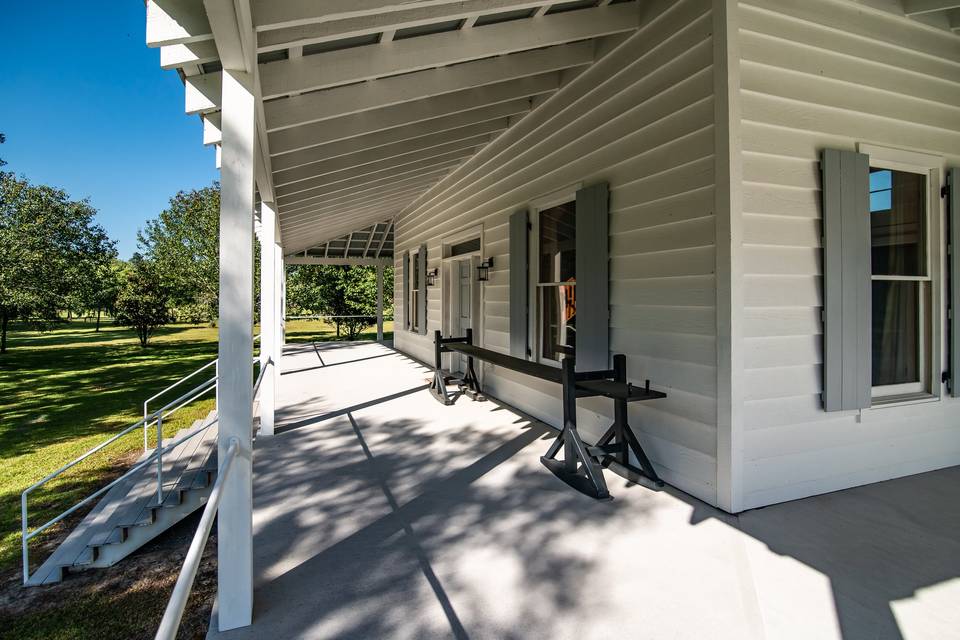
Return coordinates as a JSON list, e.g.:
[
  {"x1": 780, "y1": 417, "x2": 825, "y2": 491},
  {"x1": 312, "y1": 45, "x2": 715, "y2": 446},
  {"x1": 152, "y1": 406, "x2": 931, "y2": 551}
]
[{"x1": 454, "y1": 258, "x2": 473, "y2": 373}]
